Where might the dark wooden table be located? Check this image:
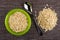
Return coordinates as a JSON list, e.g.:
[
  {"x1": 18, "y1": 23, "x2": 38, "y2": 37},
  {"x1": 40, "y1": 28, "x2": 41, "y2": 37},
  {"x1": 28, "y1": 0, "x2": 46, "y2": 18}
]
[{"x1": 0, "y1": 0, "x2": 60, "y2": 40}]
